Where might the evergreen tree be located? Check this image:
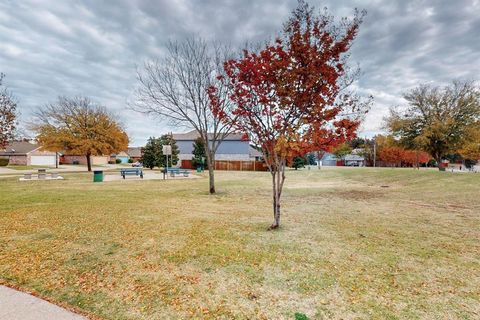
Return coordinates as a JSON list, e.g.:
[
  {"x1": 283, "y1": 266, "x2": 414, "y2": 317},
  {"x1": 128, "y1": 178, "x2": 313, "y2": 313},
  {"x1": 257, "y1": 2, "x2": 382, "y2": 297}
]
[
  {"x1": 306, "y1": 153, "x2": 316, "y2": 165},
  {"x1": 157, "y1": 134, "x2": 179, "y2": 167},
  {"x1": 142, "y1": 137, "x2": 161, "y2": 169},
  {"x1": 192, "y1": 137, "x2": 206, "y2": 169},
  {"x1": 292, "y1": 156, "x2": 306, "y2": 170}
]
